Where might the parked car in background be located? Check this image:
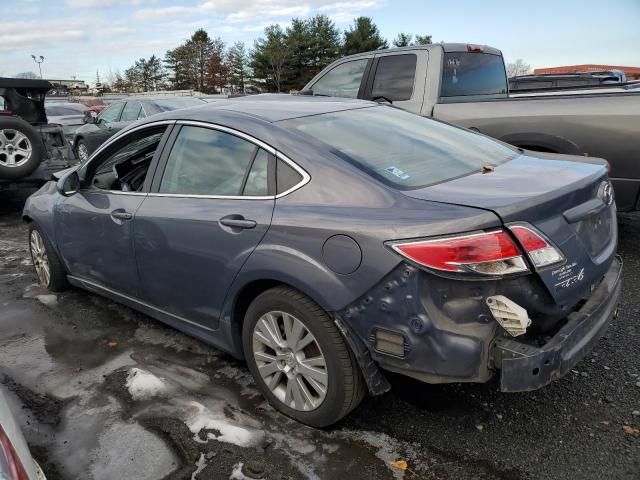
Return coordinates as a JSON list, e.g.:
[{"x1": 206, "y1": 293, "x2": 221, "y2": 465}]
[
  {"x1": 302, "y1": 43, "x2": 640, "y2": 211},
  {"x1": 0, "y1": 78, "x2": 75, "y2": 190},
  {"x1": 44, "y1": 102, "x2": 87, "y2": 147},
  {"x1": 0, "y1": 388, "x2": 46, "y2": 479},
  {"x1": 72, "y1": 96, "x2": 207, "y2": 161},
  {"x1": 24, "y1": 96, "x2": 621, "y2": 427}
]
